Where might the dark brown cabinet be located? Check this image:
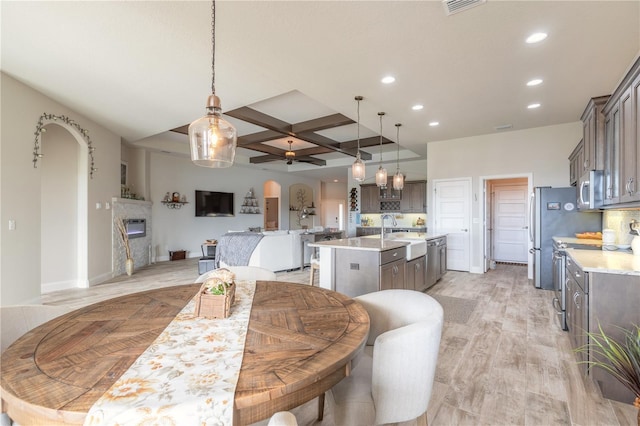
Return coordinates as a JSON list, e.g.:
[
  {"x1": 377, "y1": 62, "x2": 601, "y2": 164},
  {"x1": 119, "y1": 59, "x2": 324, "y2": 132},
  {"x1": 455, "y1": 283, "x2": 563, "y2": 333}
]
[
  {"x1": 360, "y1": 185, "x2": 380, "y2": 213},
  {"x1": 400, "y1": 181, "x2": 426, "y2": 213},
  {"x1": 568, "y1": 140, "x2": 583, "y2": 187},
  {"x1": 405, "y1": 255, "x2": 426, "y2": 291},
  {"x1": 603, "y1": 56, "x2": 640, "y2": 206},
  {"x1": 378, "y1": 178, "x2": 402, "y2": 201},
  {"x1": 355, "y1": 226, "x2": 380, "y2": 237},
  {"x1": 361, "y1": 180, "x2": 426, "y2": 213},
  {"x1": 380, "y1": 258, "x2": 405, "y2": 290},
  {"x1": 604, "y1": 101, "x2": 621, "y2": 204},
  {"x1": 580, "y1": 96, "x2": 609, "y2": 174}
]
